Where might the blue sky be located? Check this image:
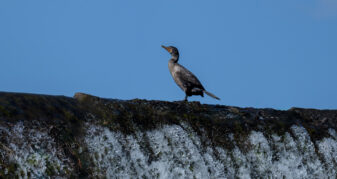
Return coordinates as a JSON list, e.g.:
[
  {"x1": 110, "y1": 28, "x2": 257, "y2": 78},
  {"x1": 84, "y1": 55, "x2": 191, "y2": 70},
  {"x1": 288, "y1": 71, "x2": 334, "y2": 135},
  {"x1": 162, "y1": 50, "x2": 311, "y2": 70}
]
[{"x1": 1, "y1": 0, "x2": 336, "y2": 109}]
